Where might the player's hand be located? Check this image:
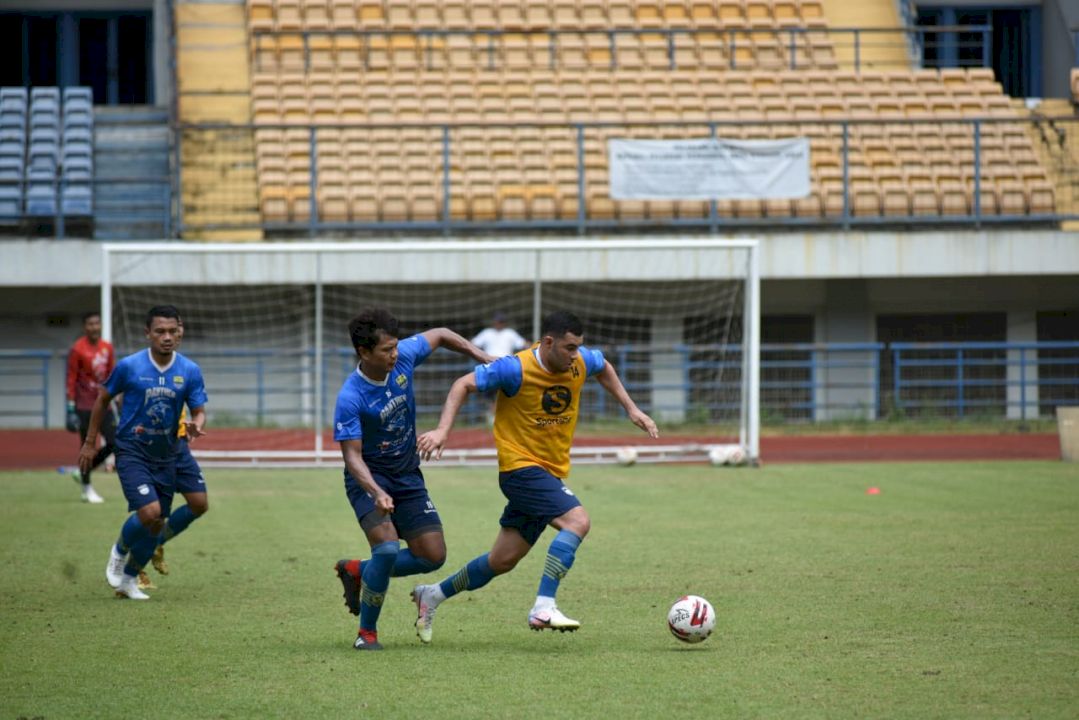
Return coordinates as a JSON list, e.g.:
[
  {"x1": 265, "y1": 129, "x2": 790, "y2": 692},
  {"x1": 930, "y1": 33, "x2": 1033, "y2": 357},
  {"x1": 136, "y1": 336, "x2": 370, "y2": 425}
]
[
  {"x1": 630, "y1": 409, "x2": 659, "y2": 439},
  {"x1": 417, "y1": 429, "x2": 448, "y2": 461},
  {"x1": 65, "y1": 402, "x2": 79, "y2": 433},
  {"x1": 374, "y1": 493, "x2": 395, "y2": 515},
  {"x1": 183, "y1": 421, "x2": 206, "y2": 441},
  {"x1": 479, "y1": 352, "x2": 497, "y2": 365},
  {"x1": 77, "y1": 441, "x2": 96, "y2": 475}
]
